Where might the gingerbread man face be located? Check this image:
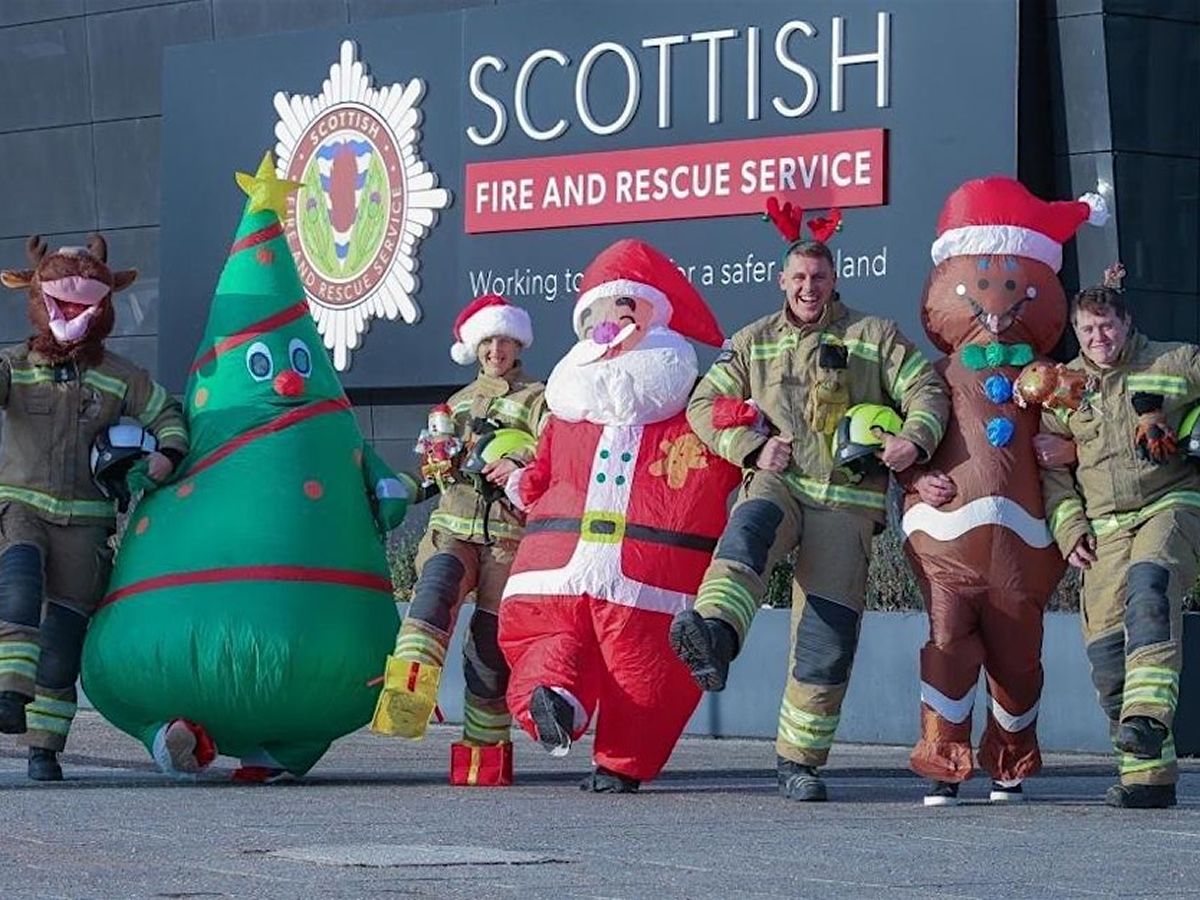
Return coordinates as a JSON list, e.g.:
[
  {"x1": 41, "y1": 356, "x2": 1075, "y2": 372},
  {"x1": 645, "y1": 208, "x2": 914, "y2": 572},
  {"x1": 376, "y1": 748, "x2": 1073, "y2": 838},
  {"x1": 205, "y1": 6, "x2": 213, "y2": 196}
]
[{"x1": 921, "y1": 254, "x2": 1067, "y2": 355}]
